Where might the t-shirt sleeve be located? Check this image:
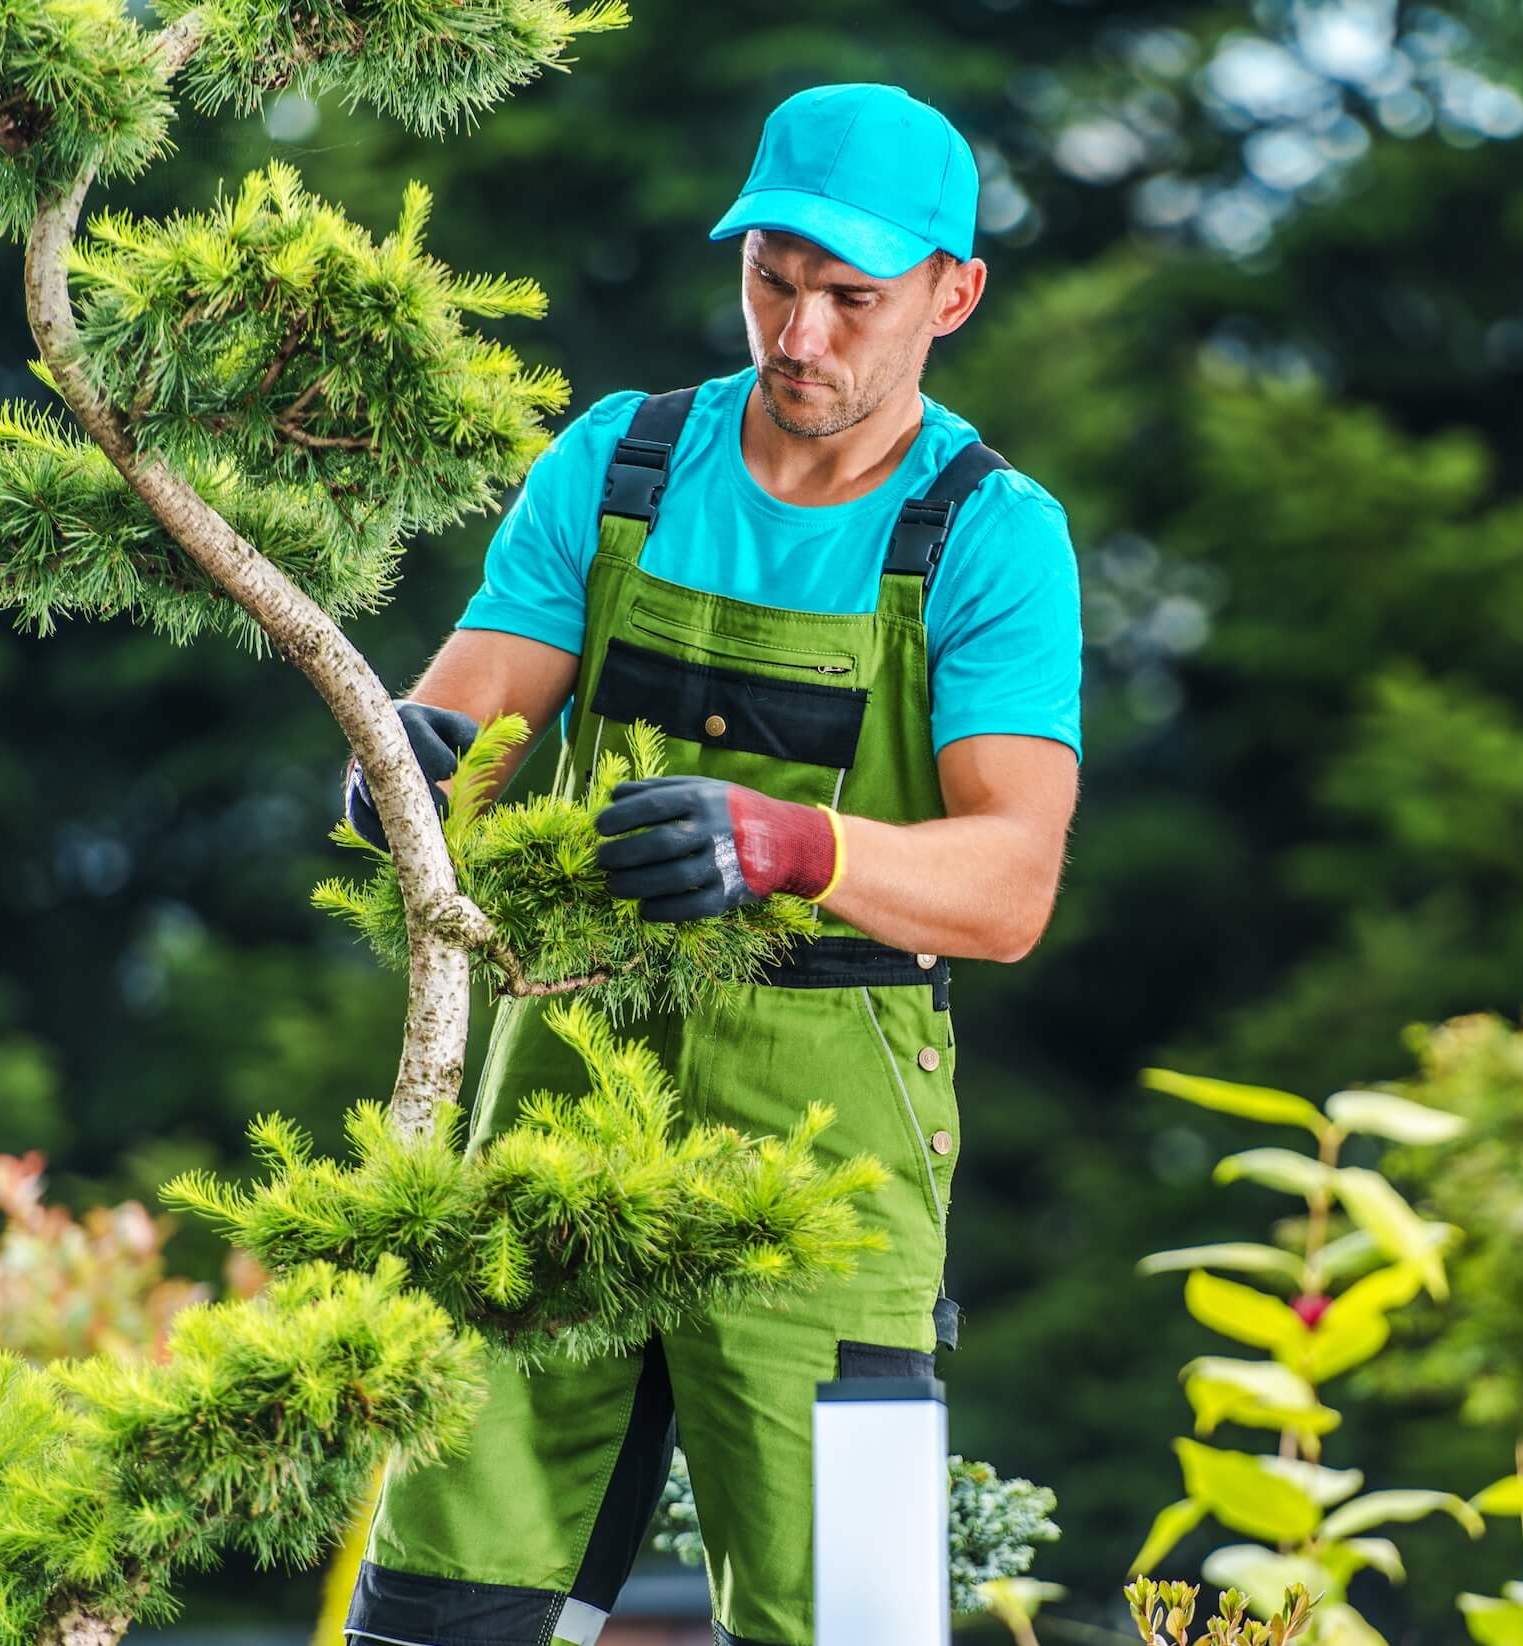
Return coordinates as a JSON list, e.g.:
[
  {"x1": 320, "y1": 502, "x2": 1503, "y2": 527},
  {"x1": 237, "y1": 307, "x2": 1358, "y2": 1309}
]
[
  {"x1": 926, "y1": 485, "x2": 1084, "y2": 763},
  {"x1": 455, "y1": 391, "x2": 644, "y2": 654}
]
